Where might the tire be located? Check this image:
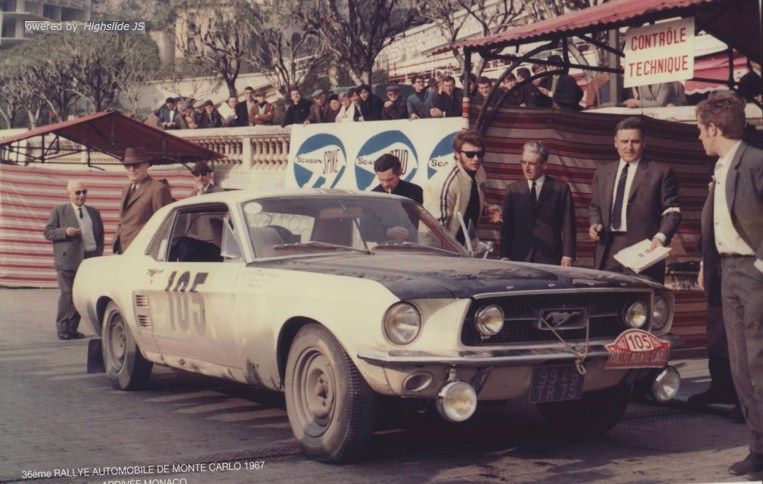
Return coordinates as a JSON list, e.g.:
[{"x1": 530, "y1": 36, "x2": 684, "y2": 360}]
[
  {"x1": 101, "y1": 301, "x2": 152, "y2": 390},
  {"x1": 536, "y1": 385, "x2": 629, "y2": 436},
  {"x1": 284, "y1": 324, "x2": 378, "y2": 463}
]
